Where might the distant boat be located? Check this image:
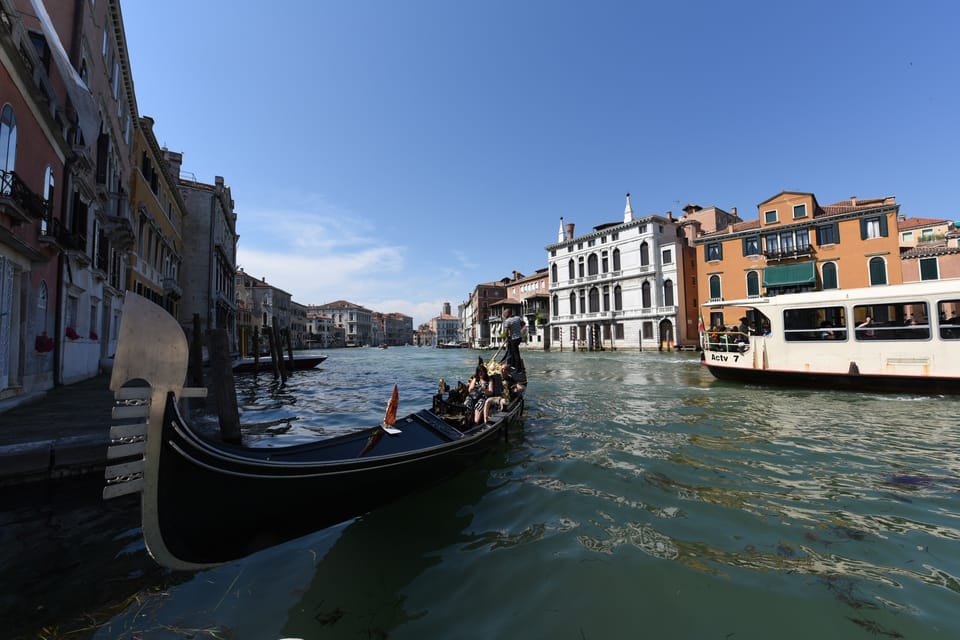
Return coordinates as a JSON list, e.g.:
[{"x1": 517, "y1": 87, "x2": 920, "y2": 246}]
[
  {"x1": 436, "y1": 341, "x2": 466, "y2": 349},
  {"x1": 232, "y1": 354, "x2": 327, "y2": 374},
  {"x1": 378, "y1": 343, "x2": 388, "y2": 349}
]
